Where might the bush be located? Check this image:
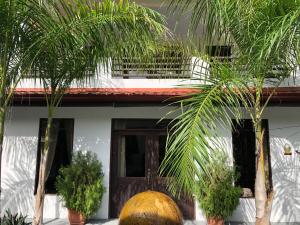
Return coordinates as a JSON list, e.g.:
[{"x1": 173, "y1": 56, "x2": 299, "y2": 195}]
[
  {"x1": 56, "y1": 151, "x2": 105, "y2": 219},
  {"x1": 1, "y1": 210, "x2": 31, "y2": 225},
  {"x1": 195, "y1": 153, "x2": 241, "y2": 220}
]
